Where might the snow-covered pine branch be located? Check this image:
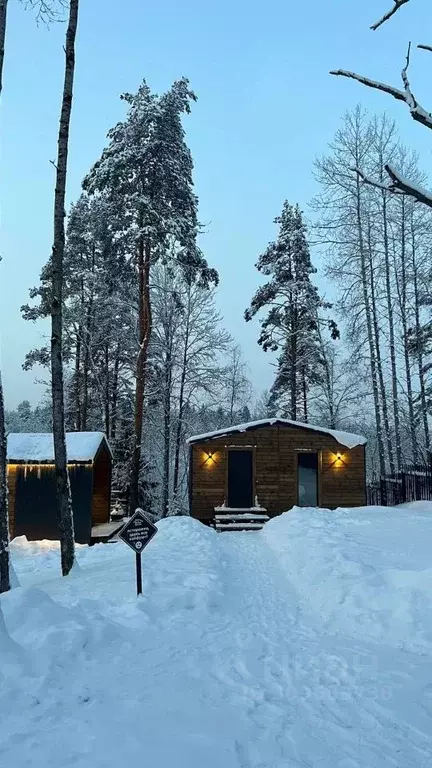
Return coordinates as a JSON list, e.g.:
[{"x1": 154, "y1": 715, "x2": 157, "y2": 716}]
[{"x1": 370, "y1": 0, "x2": 411, "y2": 31}]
